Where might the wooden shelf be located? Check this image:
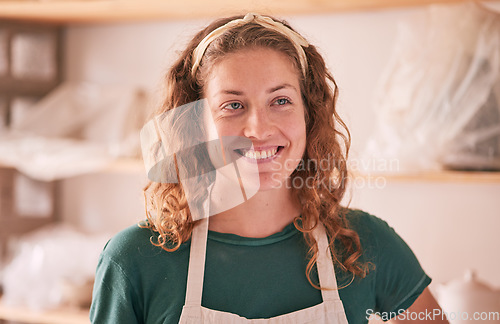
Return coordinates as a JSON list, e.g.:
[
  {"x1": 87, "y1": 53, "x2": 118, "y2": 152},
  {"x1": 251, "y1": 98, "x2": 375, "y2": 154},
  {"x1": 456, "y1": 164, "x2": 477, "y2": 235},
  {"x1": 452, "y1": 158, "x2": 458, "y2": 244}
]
[
  {"x1": 101, "y1": 160, "x2": 500, "y2": 183},
  {"x1": 0, "y1": 0, "x2": 493, "y2": 24},
  {"x1": 102, "y1": 158, "x2": 144, "y2": 174},
  {"x1": 355, "y1": 170, "x2": 500, "y2": 183},
  {"x1": 0, "y1": 300, "x2": 89, "y2": 324},
  {"x1": 3, "y1": 158, "x2": 500, "y2": 182},
  {"x1": 0, "y1": 217, "x2": 57, "y2": 236}
]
